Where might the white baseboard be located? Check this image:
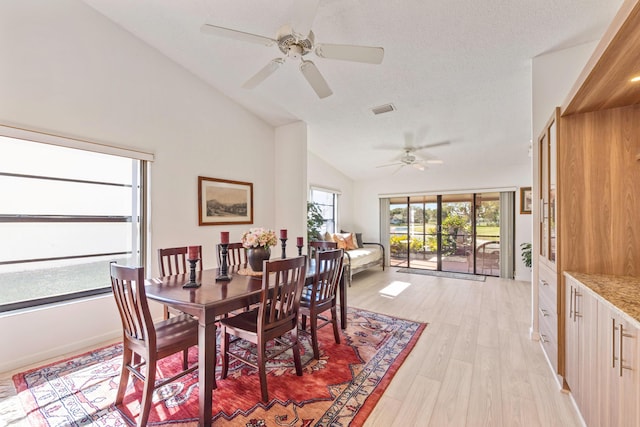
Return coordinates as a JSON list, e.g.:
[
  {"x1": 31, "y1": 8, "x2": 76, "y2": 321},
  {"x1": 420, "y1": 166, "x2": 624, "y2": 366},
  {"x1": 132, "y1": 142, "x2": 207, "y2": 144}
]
[{"x1": 0, "y1": 329, "x2": 120, "y2": 374}]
